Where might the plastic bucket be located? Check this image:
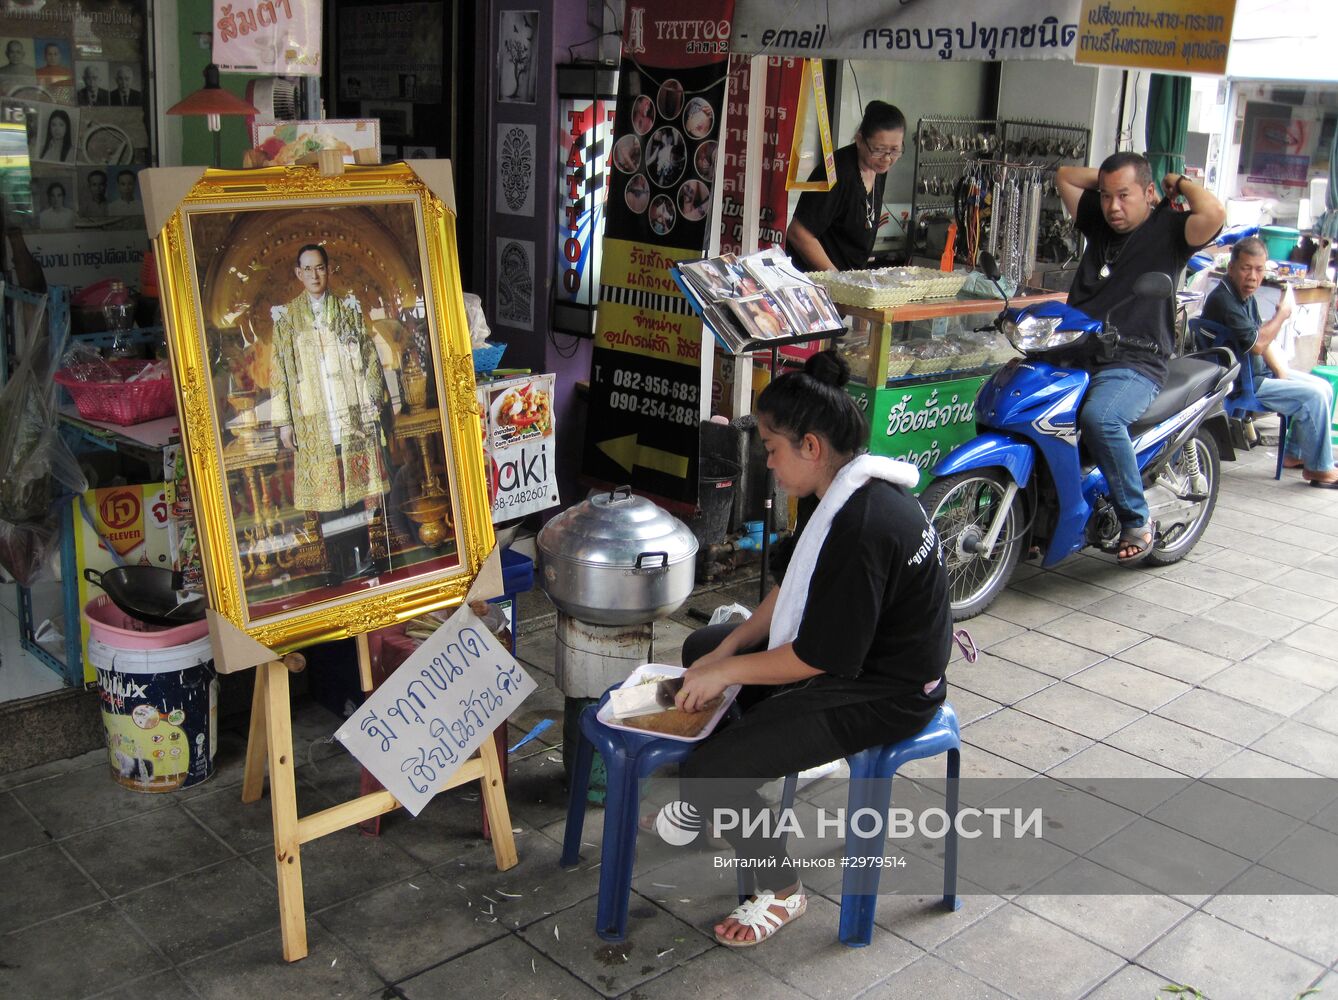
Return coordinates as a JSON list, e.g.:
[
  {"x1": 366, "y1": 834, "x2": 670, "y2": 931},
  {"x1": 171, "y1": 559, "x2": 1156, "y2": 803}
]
[
  {"x1": 88, "y1": 634, "x2": 217, "y2": 793},
  {"x1": 690, "y1": 457, "x2": 740, "y2": 546},
  {"x1": 84, "y1": 594, "x2": 209, "y2": 650},
  {"x1": 1260, "y1": 225, "x2": 1300, "y2": 261}
]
